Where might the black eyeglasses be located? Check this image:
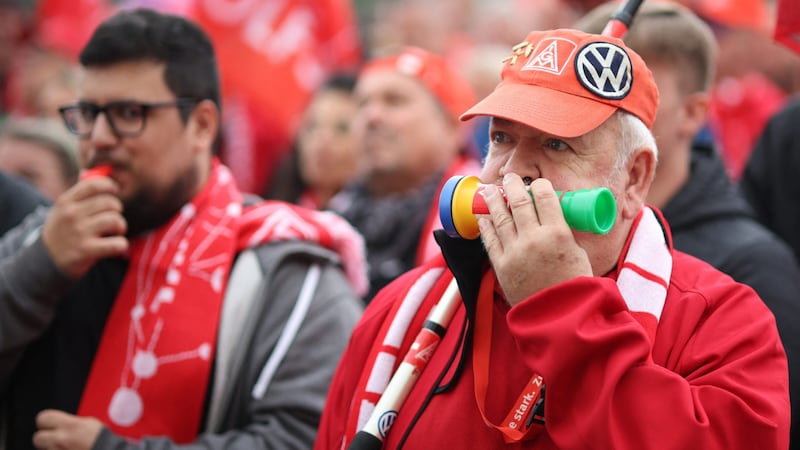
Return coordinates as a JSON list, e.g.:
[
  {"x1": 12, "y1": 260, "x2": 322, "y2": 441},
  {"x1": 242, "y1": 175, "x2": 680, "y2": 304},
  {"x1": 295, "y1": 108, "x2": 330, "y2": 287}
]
[{"x1": 58, "y1": 98, "x2": 199, "y2": 138}]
